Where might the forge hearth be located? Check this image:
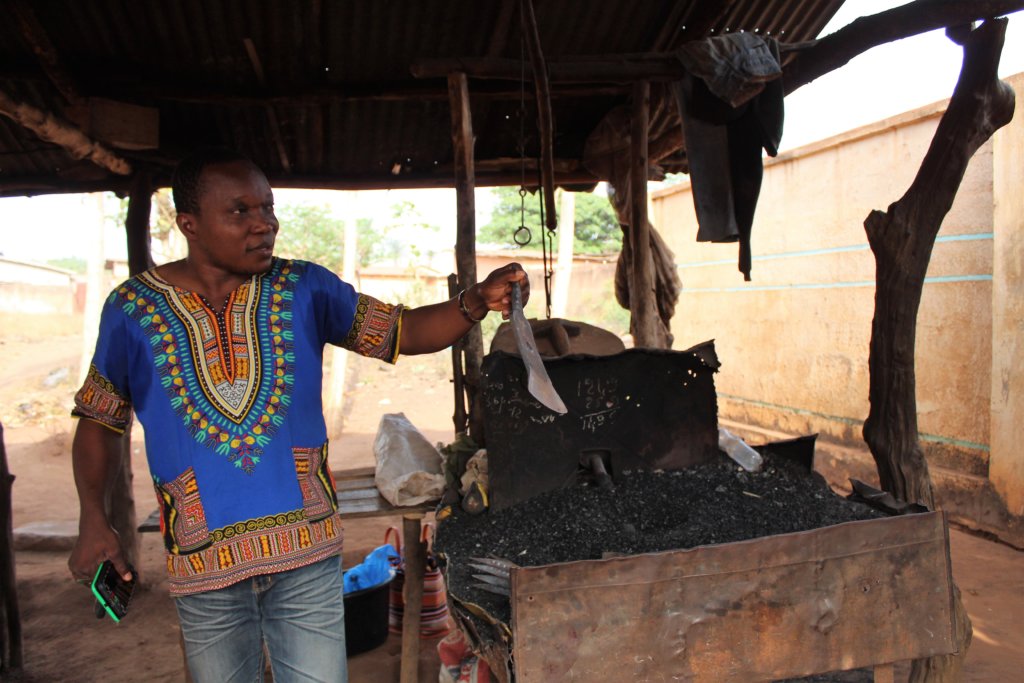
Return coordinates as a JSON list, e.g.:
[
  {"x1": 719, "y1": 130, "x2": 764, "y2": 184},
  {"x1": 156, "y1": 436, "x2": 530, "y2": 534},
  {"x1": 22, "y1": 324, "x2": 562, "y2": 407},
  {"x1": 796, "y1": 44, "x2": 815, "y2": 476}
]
[
  {"x1": 480, "y1": 343, "x2": 722, "y2": 512},
  {"x1": 435, "y1": 344, "x2": 957, "y2": 682}
]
